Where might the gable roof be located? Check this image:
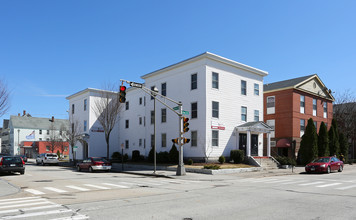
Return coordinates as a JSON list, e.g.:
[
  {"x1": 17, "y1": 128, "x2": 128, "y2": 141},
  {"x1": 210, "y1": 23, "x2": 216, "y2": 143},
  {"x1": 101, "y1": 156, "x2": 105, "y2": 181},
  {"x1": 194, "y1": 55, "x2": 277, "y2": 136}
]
[
  {"x1": 264, "y1": 74, "x2": 334, "y2": 101},
  {"x1": 10, "y1": 116, "x2": 69, "y2": 130},
  {"x1": 141, "y1": 52, "x2": 268, "y2": 79},
  {"x1": 236, "y1": 121, "x2": 274, "y2": 133}
]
